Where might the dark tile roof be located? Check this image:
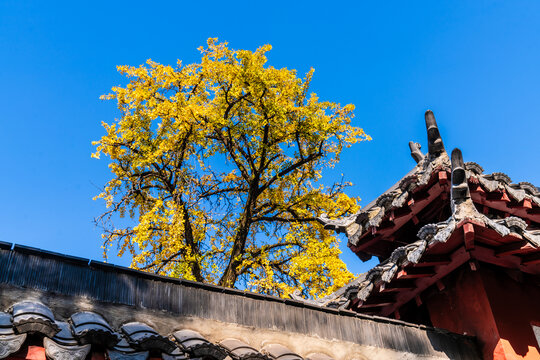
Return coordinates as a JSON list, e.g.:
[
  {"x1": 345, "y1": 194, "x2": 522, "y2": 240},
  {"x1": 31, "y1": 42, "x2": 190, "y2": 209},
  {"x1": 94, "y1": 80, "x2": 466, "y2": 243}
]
[
  {"x1": 310, "y1": 147, "x2": 540, "y2": 315},
  {"x1": 0, "y1": 297, "x2": 481, "y2": 360},
  {"x1": 318, "y1": 112, "x2": 540, "y2": 255},
  {"x1": 0, "y1": 300, "x2": 293, "y2": 360},
  {"x1": 0, "y1": 243, "x2": 480, "y2": 360},
  {"x1": 71, "y1": 311, "x2": 119, "y2": 347}
]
